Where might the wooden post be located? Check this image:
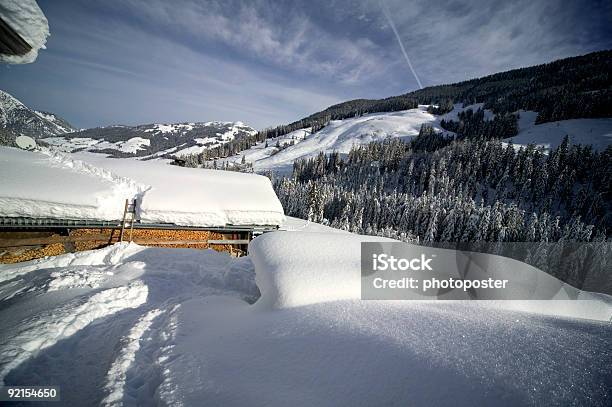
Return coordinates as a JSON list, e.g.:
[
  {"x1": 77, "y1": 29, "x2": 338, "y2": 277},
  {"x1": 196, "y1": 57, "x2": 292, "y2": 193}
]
[
  {"x1": 119, "y1": 199, "x2": 129, "y2": 242},
  {"x1": 128, "y1": 199, "x2": 136, "y2": 242}
]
